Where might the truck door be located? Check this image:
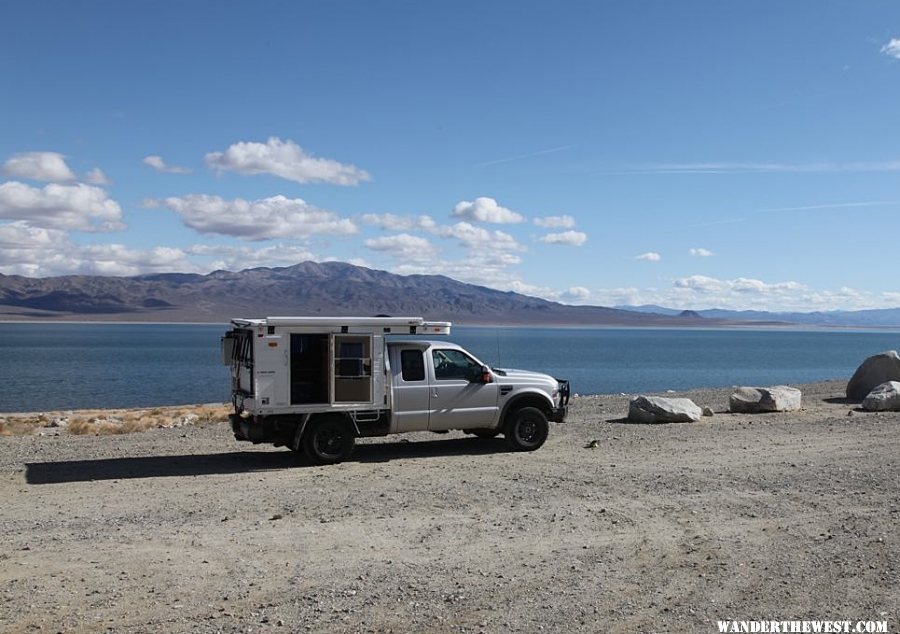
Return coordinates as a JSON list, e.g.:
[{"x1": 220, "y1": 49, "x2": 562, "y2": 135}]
[
  {"x1": 389, "y1": 345, "x2": 431, "y2": 433},
  {"x1": 427, "y1": 348, "x2": 499, "y2": 431}
]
